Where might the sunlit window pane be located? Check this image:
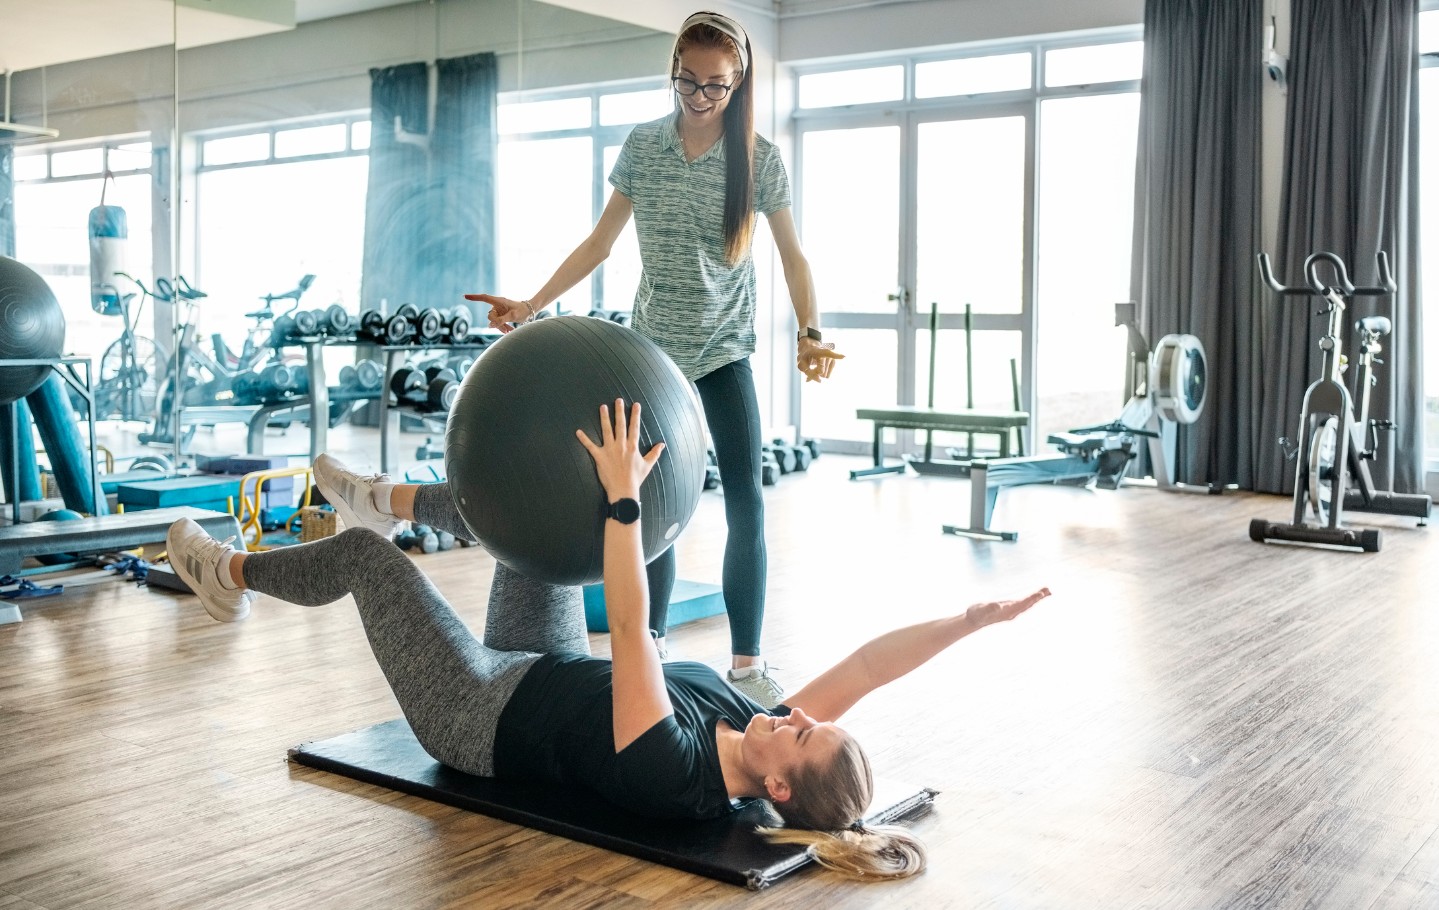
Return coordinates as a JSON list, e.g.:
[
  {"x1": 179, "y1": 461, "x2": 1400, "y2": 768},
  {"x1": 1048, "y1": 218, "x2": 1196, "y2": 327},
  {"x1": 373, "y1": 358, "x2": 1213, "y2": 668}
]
[
  {"x1": 50, "y1": 148, "x2": 104, "y2": 178},
  {"x1": 800, "y1": 126, "x2": 900, "y2": 315},
  {"x1": 800, "y1": 328, "x2": 898, "y2": 441},
  {"x1": 108, "y1": 143, "x2": 152, "y2": 171},
  {"x1": 12, "y1": 153, "x2": 47, "y2": 181},
  {"x1": 1045, "y1": 42, "x2": 1144, "y2": 87},
  {"x1": 798, "y1": 66, "x2": 904, "y2": 108},
  {"x1": 498, "y1": 97, "x2": 590, "y2": 134},
  {"x1": 1035, "y1": 93, "x2": 1140, "y2": 442},
  {"x1": 275, "y1": 123, "x2": 347, "y2": 158},
  {"x1": 916, "y1": 116, "x2": 1026, "y2": 316},
  {"x1": 601, "y1": 144, "x2": 641, "y2": 311},
  {"x1": 195, "y1": 157, "x2": 368, "y2": 346},
  {"x1": 916, "y1": 53, "x2": 1032, "y2": 98},
  {"x1": 1420, "y1": 9, "x2": 1438, "y2": 54},
  {"x1": 204, "y1": 133, "x2": 270, "y2": 166},
  {"x1": 497, "y1": 136, "x2": 593, "y2": 312},
  {"x1": 1421, "y1": 66, "x2": 1438, "y2": 463},
  {"x1": 599, "y1": 88, "x2": 670, "y2": 126},
  {"x1": 351, "y1": 120, "x2": 371, "y2": 150}
]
